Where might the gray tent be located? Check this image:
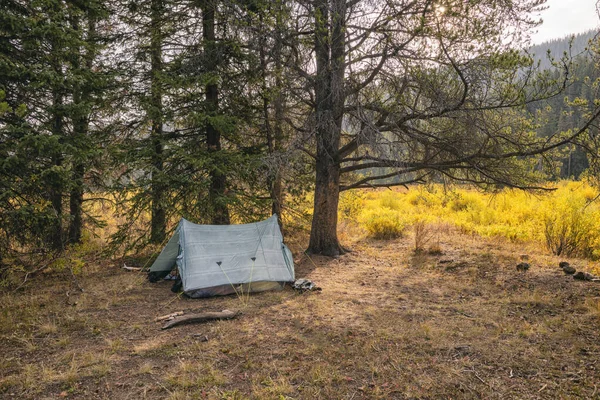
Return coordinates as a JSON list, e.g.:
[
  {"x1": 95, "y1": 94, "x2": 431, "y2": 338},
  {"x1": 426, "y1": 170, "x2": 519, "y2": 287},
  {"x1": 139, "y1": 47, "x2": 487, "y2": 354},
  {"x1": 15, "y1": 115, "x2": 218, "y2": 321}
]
[{"x1": 149, "y1": 215, "x2": 294, "y2": 298}]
